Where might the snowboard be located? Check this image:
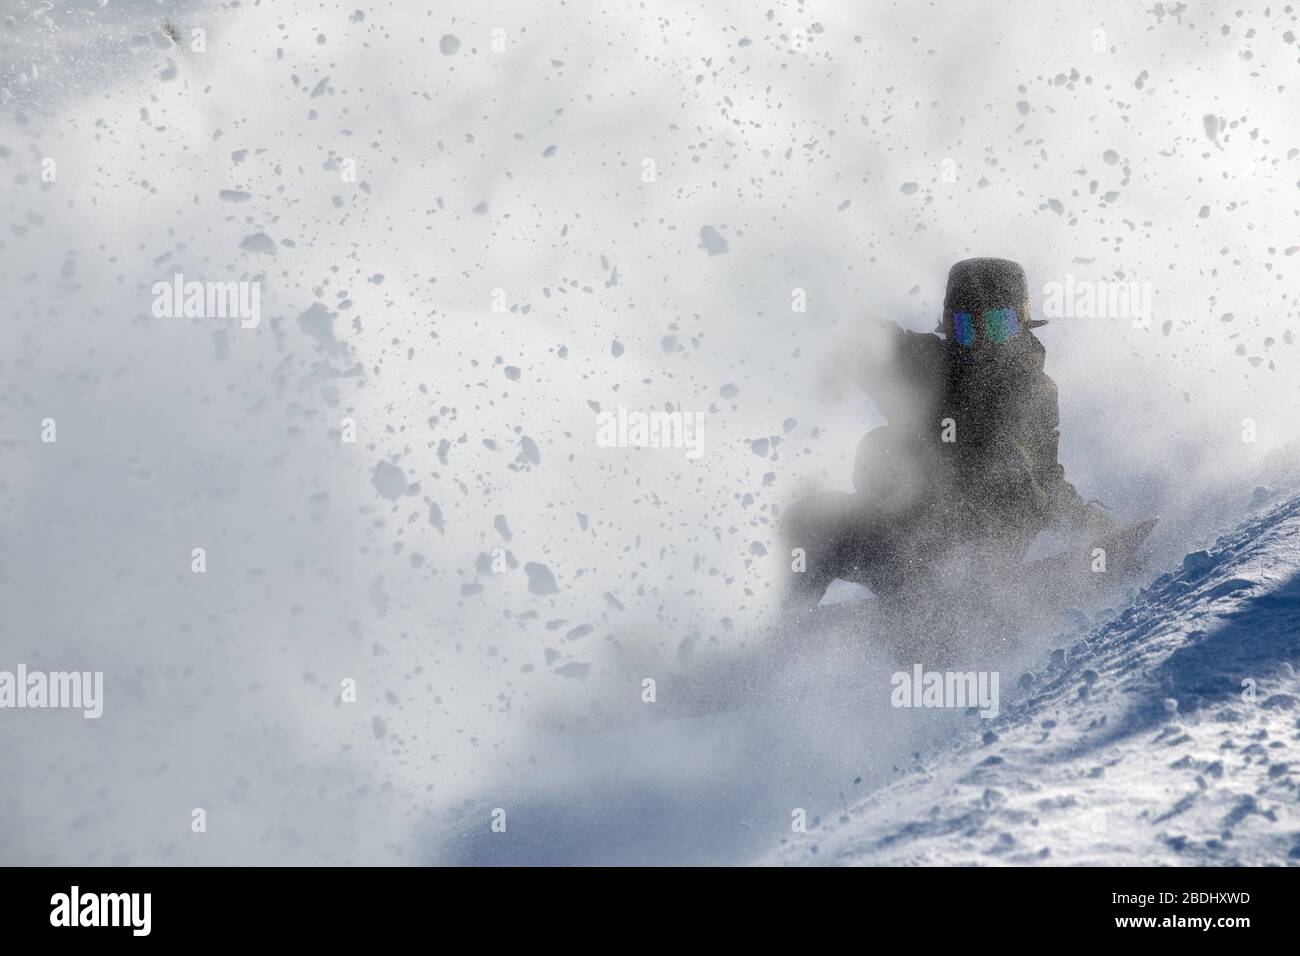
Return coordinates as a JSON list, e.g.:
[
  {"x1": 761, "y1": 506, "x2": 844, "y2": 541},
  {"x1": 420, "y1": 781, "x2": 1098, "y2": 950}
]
[
  {"x1": 654, "y1": 518, "x2": 1159, "y2": 719},
  {"x1": 793, "y1": 517, "x2": 1158, "y2": 629}
]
